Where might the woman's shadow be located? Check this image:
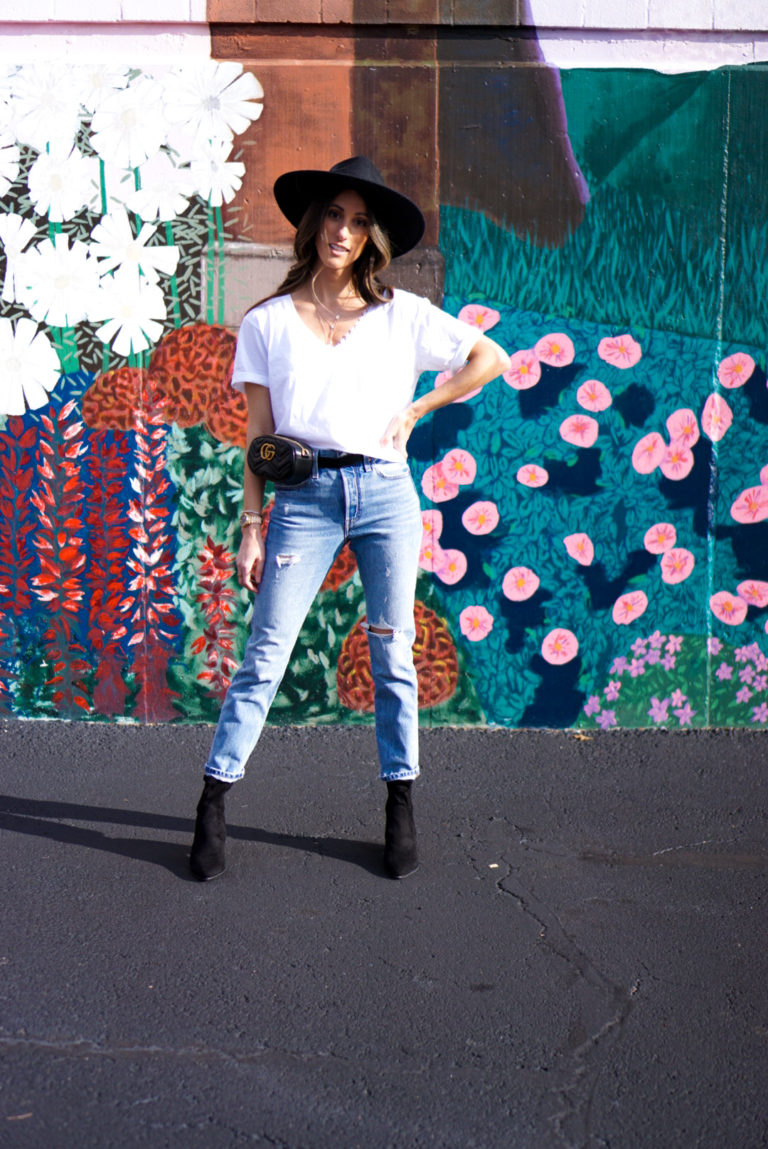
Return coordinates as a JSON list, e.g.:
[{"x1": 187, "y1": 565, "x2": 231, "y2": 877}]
[{"x1": 0, "y1": 794, "x2": 386, "y2": 880}]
